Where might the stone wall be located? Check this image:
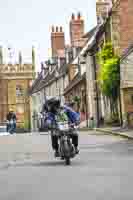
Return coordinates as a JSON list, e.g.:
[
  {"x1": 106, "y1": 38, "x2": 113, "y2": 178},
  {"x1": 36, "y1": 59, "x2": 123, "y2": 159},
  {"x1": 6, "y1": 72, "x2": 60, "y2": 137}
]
[
  {"x1": 0, "y1": 63, "x2": 34, "y2": 130},
  {"x1": 111, "y1": 0, "x2": 120, "y2": 54}
]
